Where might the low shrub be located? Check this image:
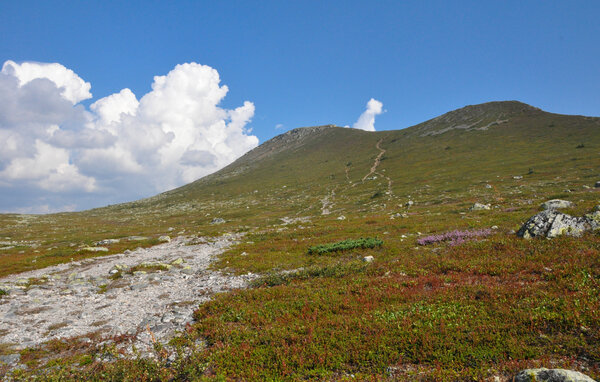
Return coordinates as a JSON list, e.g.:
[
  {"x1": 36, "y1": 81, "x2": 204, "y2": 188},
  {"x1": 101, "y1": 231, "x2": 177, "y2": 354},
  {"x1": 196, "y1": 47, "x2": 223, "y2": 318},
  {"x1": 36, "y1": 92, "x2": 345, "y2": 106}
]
[{"x1": 308, "y1": 237, "x2": 383, "y2": 255}]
